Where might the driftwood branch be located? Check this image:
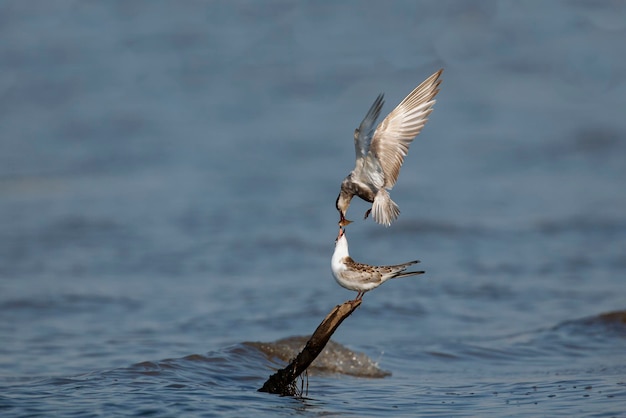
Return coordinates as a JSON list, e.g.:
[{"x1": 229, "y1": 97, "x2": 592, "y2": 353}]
[{"x1": 258, "y1": 299, "x2": 362, "y2": 395}]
